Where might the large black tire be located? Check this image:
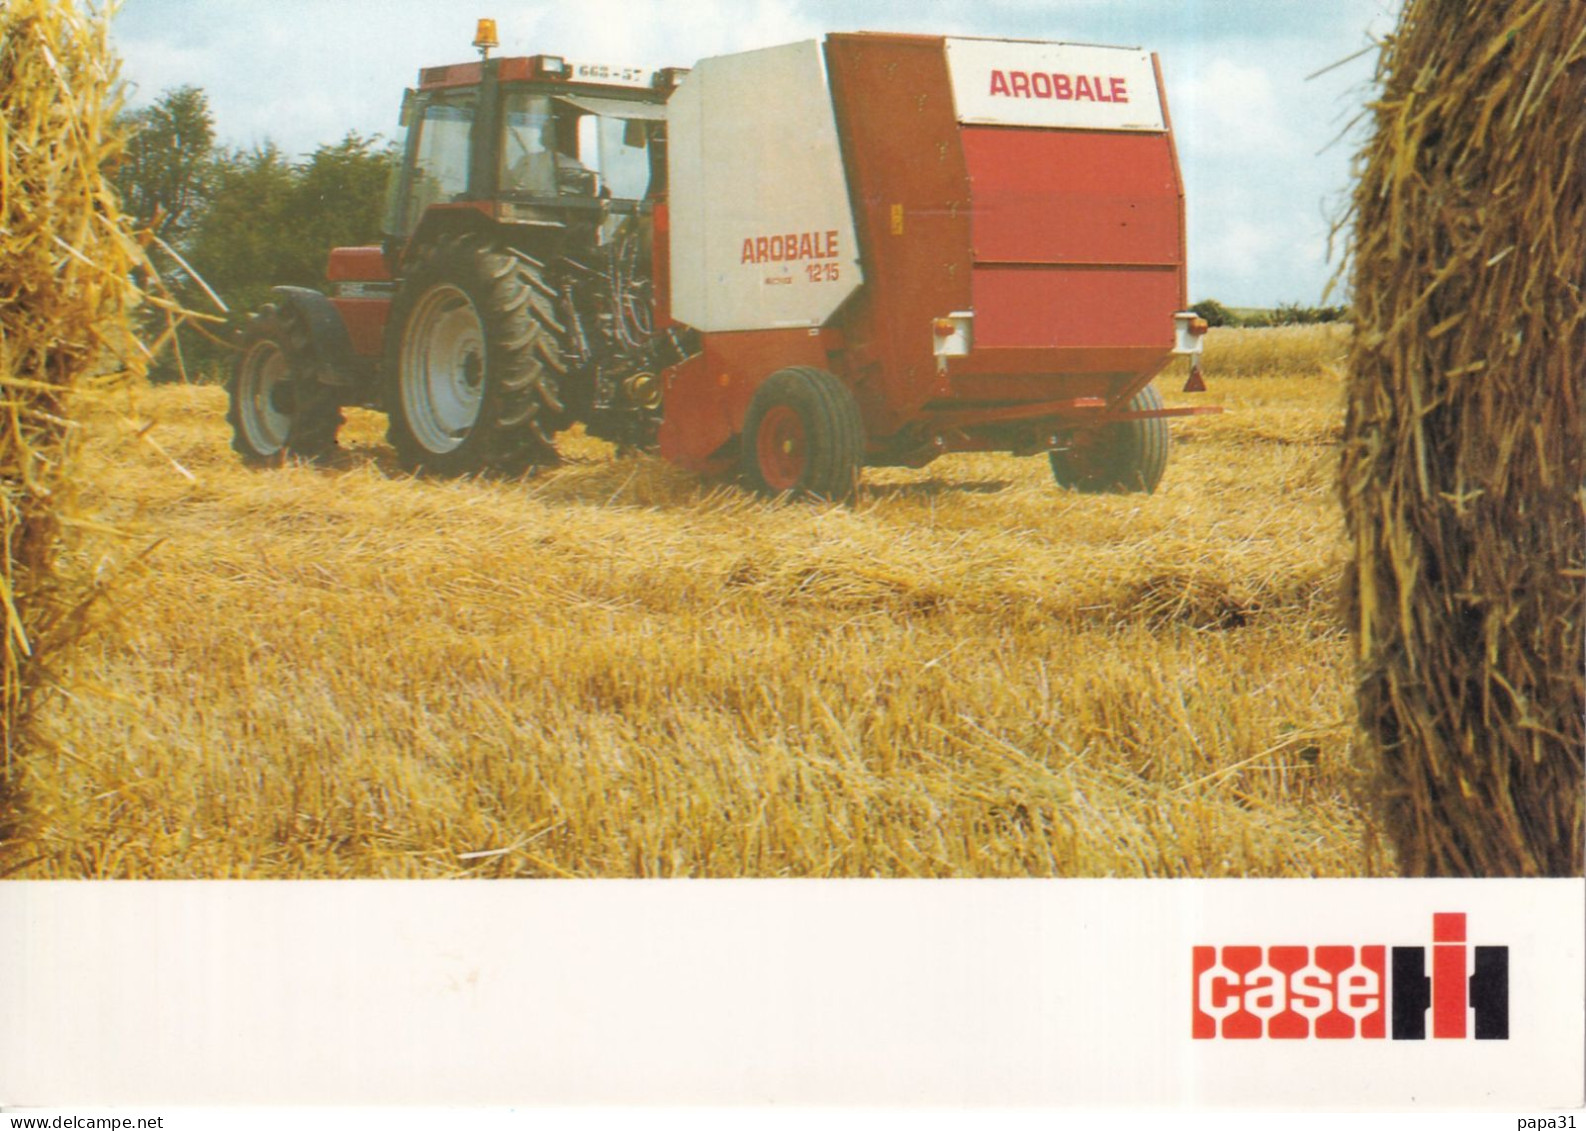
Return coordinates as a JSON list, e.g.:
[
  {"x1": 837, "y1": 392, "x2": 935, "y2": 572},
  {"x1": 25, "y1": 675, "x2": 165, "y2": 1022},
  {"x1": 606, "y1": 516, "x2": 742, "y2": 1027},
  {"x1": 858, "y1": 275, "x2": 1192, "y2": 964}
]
[
  {"x1": 227, "y1": 303, "x2": 342, "y2": 466},
  {"x1": 384, "y1": 233, "x2": 567, "y2": 474},
  {"x1": 740, "y1": 367, "x2": 864, "y2": 502},
  {"x1": 1048, "y1": 383, "x2": 1170, "y2": 494}
]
